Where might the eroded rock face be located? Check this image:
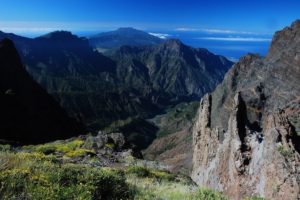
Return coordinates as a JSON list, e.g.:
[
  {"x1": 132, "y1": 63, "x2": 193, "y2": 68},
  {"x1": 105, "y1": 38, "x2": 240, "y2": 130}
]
[{"x1": 192, "y1": 20, "x2": 300, "y2": 200}]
